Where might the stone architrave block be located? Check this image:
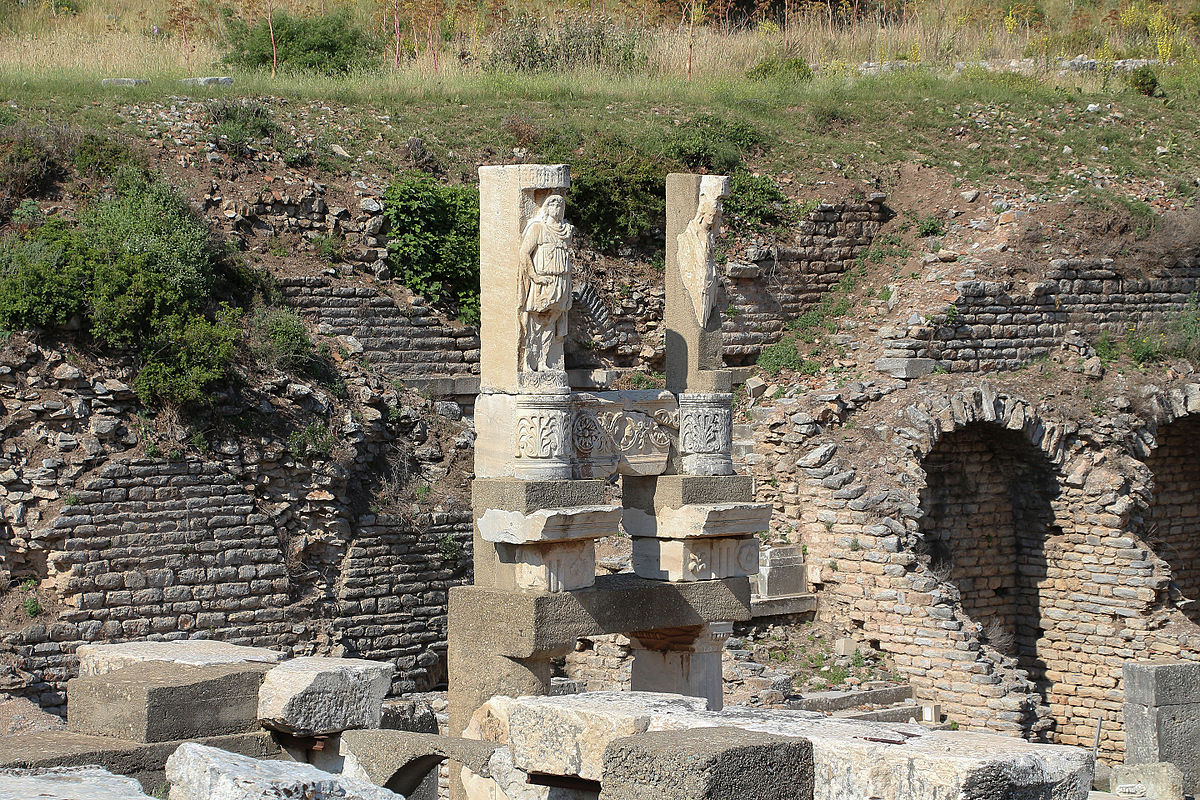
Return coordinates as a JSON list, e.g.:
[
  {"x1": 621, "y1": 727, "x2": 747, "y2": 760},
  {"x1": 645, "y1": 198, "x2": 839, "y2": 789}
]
[
  {"x1": 623, "y1": 502, "x2": 771, "y2": 539},
  {"x1": 598, "y1": 727, "x2": 814, "y2": 800},
  {"x1": 633, "y1": 536, "x2": 759, "y2": 582},
  {"x1": 1111, "y1": 763, "x2": 1184, "y2": 800},
  {"x1": 257, "y1": 657, "x2": 395, "y2": 736},
  {"x1": 67, "y1": 661, "x2": 267, "y2": 742},
  {"x1": 76, "y1": 640, "x2": 285, "y2": 677},
  {"x1": 477, "y1": 505, "x2": 620, "y2": 545},
  {"x1": 471, "y1": 691, "x2": 1094, "y2": 800},
  {"x1": 165, "y1": 742, "x2": 400, "y2": 800},
  {"x1": 0, "y1": 766, "x2": 154, "y2": 800}
]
